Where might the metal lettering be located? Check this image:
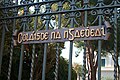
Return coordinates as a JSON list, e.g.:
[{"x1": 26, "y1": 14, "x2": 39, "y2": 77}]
[
  {"x1": 101, "y1": 27, "x2": 106, "y2": 36},
  {"x1": 34, "y1": 32, "x2": 37, "y2": 40},
  {"x1": 41, "y1": 33, "x2": 45, "y2": 41},
  {"x1": 85, "y1": 27, "x2": 90, "y2": 38},
  {"x1": 51, "y1": 32, "x2": 56, "y2": 40},
  {"x1": 74, "y1": 30, "x2": 80, "y2": 38},
  {"x1": 90, "y1": 29, "x2": 95, "y2": 37},
  {"x1": 80, "y1": 29, "x2": 85, "y2": 38},
  {"x1": 95, "y1": 29, "x2": 102, "y2": 37},
  {"x1": 44, "y1": 32, "x2": 49, "y2": 40},
  {"x1": 36, "y1": 33, "x2": 40, "y2": 40},
  {"x1": 64, "y1": 30, "x2": 68, "y2": 39},
  {"x1": 22, "y1": 34, "x2": 27, "y2": 42},
  {"x1": 69, "y1": 28, "x2": 74, "y2": 40},
  {"x1": 16, "y1": 26, "x2": 108, "y2": 44},
  {"x1": 56, "y1": 32, "x2": 61, "y2": 39},
  {"x1": 18, "y1": 33, "x2": 22, "y2": 43},
  {"x1": 29, "y1": 33, "x2": 34, "y2": 41}
]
